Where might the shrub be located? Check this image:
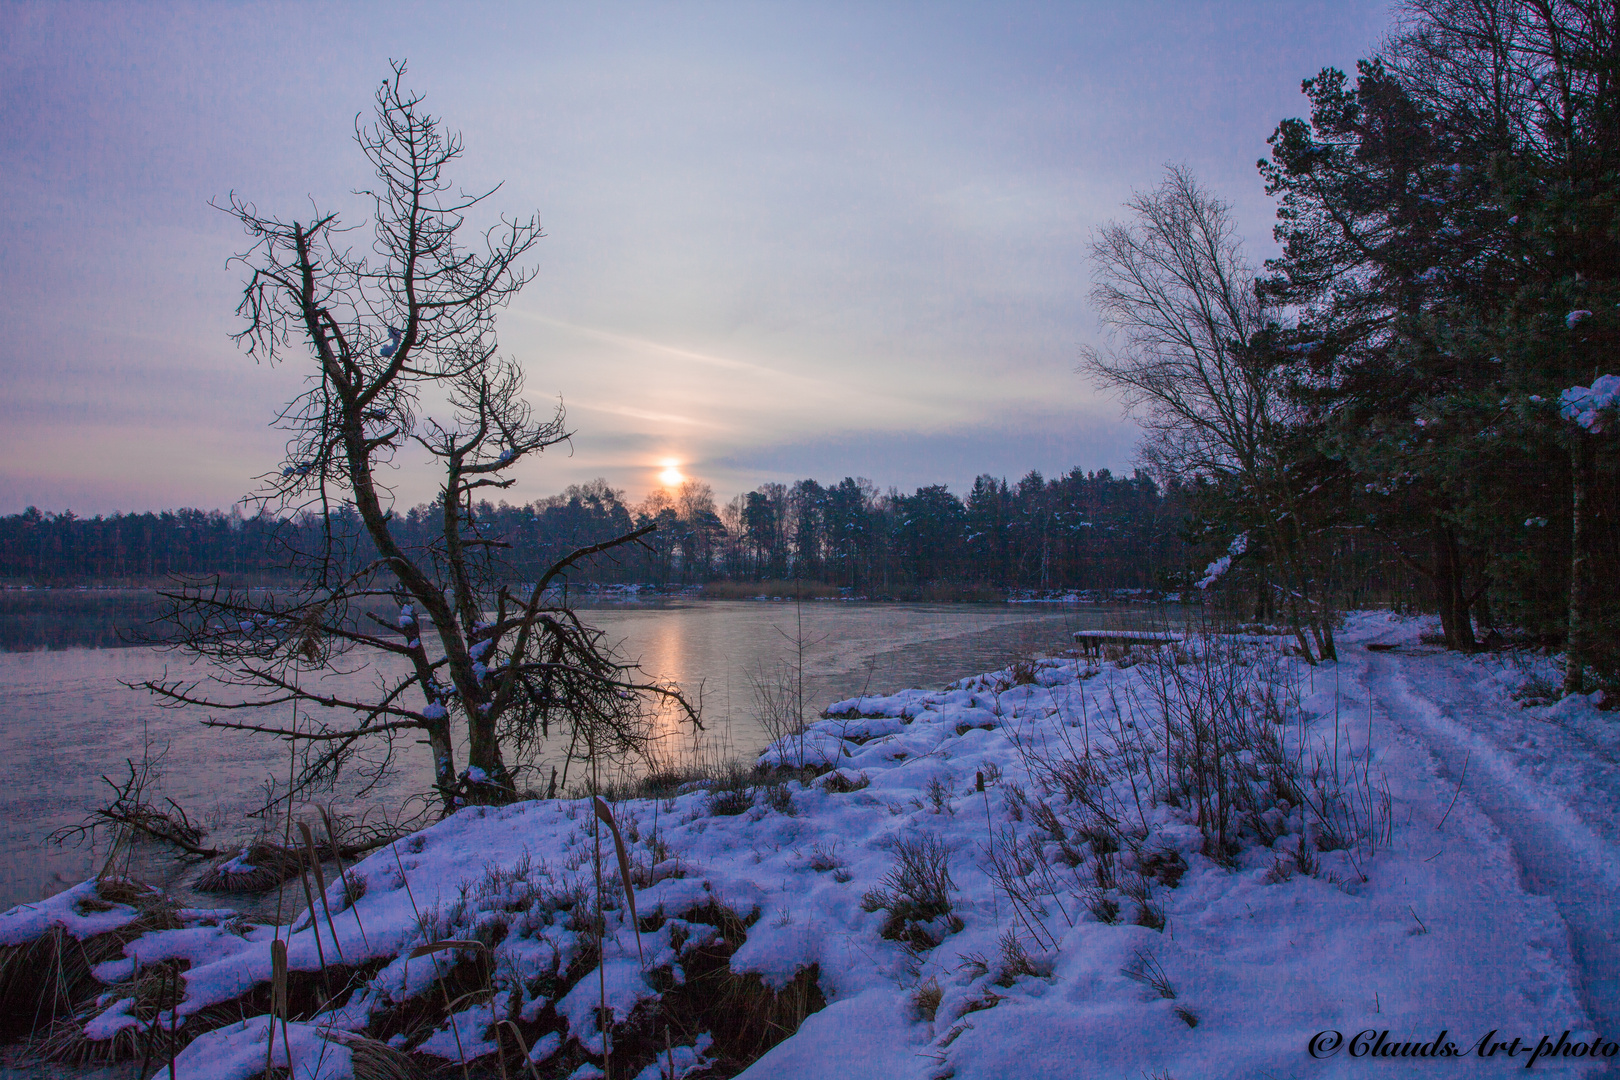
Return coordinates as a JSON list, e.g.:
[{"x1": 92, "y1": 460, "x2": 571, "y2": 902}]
[
  {"x1": 763, "y1": 781, "x2": 795, "y2": 816},
  {"x1": 860, "y1": 835, "x2": 963, "y2": 950},
  {"x1": 706, "y1": 761, "x2": 756, "y2": 816}
]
